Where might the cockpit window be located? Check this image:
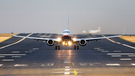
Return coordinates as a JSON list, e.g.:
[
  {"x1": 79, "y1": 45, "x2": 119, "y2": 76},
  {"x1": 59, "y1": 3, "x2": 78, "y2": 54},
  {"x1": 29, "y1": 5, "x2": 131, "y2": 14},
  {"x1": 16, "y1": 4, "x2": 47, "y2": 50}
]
[{"x1": 63, "y1": 31, "x2": 70, "y2": 33}]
